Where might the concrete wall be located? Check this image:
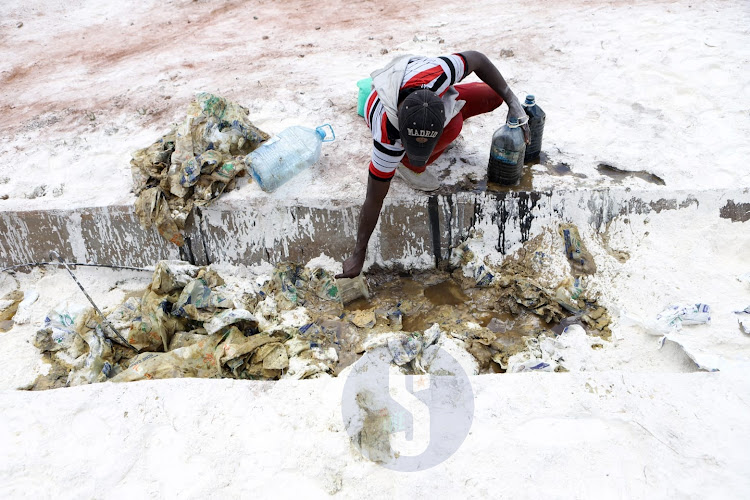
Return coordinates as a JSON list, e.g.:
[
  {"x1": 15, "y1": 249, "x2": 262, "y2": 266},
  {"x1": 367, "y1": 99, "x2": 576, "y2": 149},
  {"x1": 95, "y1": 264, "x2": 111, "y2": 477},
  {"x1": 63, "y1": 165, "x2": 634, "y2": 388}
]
[{"x1": 1, "y1": 188, "x2": 747, "y2": 269}]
